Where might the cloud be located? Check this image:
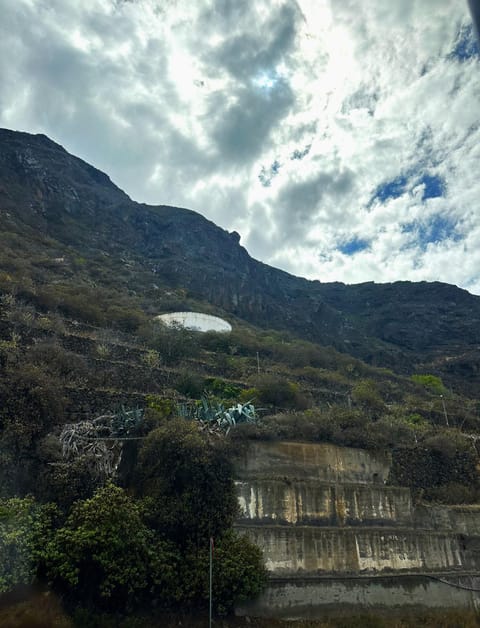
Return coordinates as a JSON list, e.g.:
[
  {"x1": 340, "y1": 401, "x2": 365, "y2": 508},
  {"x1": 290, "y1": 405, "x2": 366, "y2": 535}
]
[
  {"x1": 0, "y1": 0, "x2": 479, "y2": 294},
  {"x1": 210, "y1": 77, "x2": 295, "y2": 164}
]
